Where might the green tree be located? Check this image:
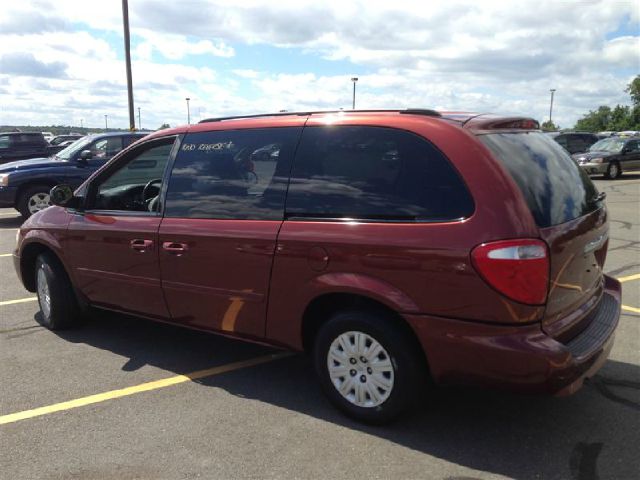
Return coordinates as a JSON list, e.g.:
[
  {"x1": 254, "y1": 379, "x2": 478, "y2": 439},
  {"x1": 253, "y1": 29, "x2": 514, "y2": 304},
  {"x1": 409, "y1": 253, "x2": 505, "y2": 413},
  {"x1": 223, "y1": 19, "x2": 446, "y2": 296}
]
[
  {"x1": 541, "y1": 120, "x2": 559, "y2": 131},
  {"x1": 575, "y1": 106, "x2": 612, "y2": 132},
  {"x1": 625, "y1": 75, "x2": 640, "y2": 107},
  {"x1": 158, "y1": 123, "x2": 171, "y2": 130}
]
